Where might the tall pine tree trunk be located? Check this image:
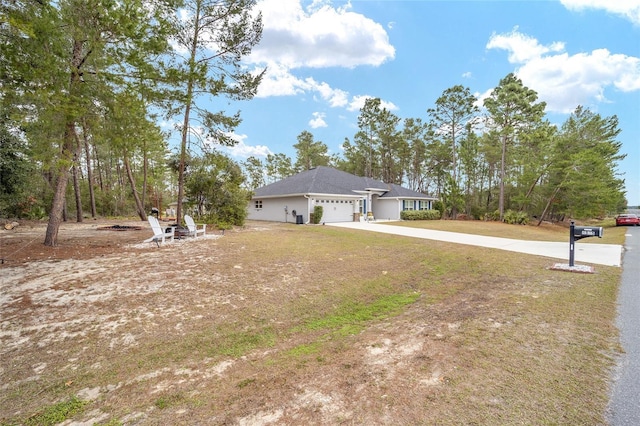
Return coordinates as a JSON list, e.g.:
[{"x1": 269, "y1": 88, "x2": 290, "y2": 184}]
[
  {"x1": 93, "y1": 139, "x2": 104, "y2": 192},
  {"x1": 499, "y1": 134, "x2": 507, "y2": 221},
  {"x1": 44, "y1": 124, "x2": 79, "y2": 245},
  {"x1": 177, "y1": 92, "x2": 193, "y2": 226},
  {"x1": 520, "y1": 173, "x2": 542, "y2": 212},
  {"x1": 485, "y1": 165, "x2": 494, "y2": 212},
  {"x1": 45, "y1": 152, "x2": 70, "y2": 244},
  {"x1": 72, "y1": 159, "x2": 83, "y2": 222},
  {"x1": 538, "y1": 186, "x2": 561, "y2": 226},
  {"x1": 82, "y1": 120, "x2": 97, "y2": 218},
  {"x1": 72, "y1": 130, "x2": 83, "y2": 222},
  {"x1": 142, "y1": 139, "x2": 147, "y2": 213},
  {"x1": 44, "y1": 39, "x2": 83, "y2": 246},
  {"x1": 124, "y1": 154, "x2": 147, "y2": 221}
]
